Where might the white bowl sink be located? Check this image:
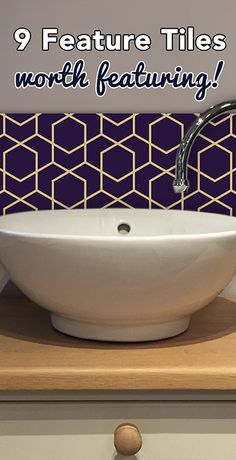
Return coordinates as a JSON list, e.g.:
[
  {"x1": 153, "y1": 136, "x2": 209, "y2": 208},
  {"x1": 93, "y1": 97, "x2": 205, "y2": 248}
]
[{"x1": 0, "y1": 209, "x2": 236, "y2": 342}]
